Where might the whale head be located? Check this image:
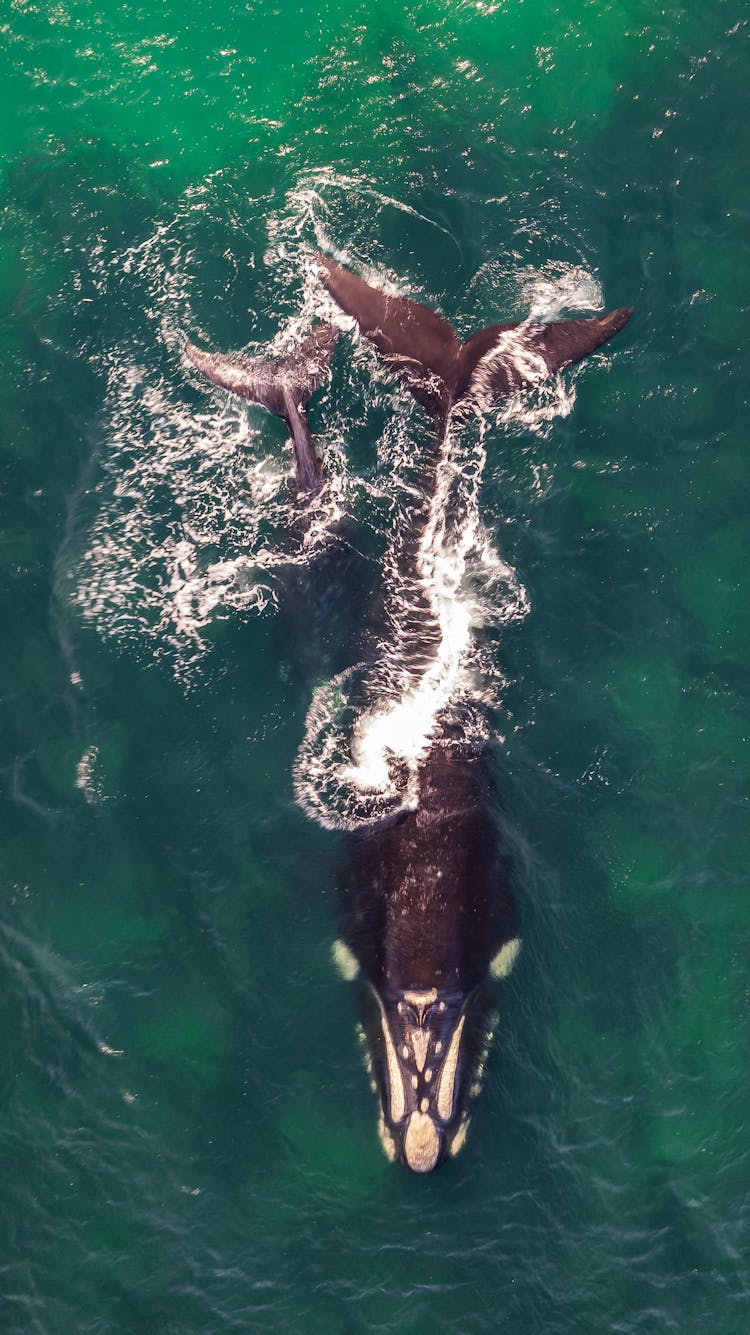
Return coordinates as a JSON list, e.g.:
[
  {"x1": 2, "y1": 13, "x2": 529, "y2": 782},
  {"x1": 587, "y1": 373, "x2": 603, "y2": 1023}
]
[{"x1": 361, "y1": 983, "x2": 492, "y2": 1172}]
